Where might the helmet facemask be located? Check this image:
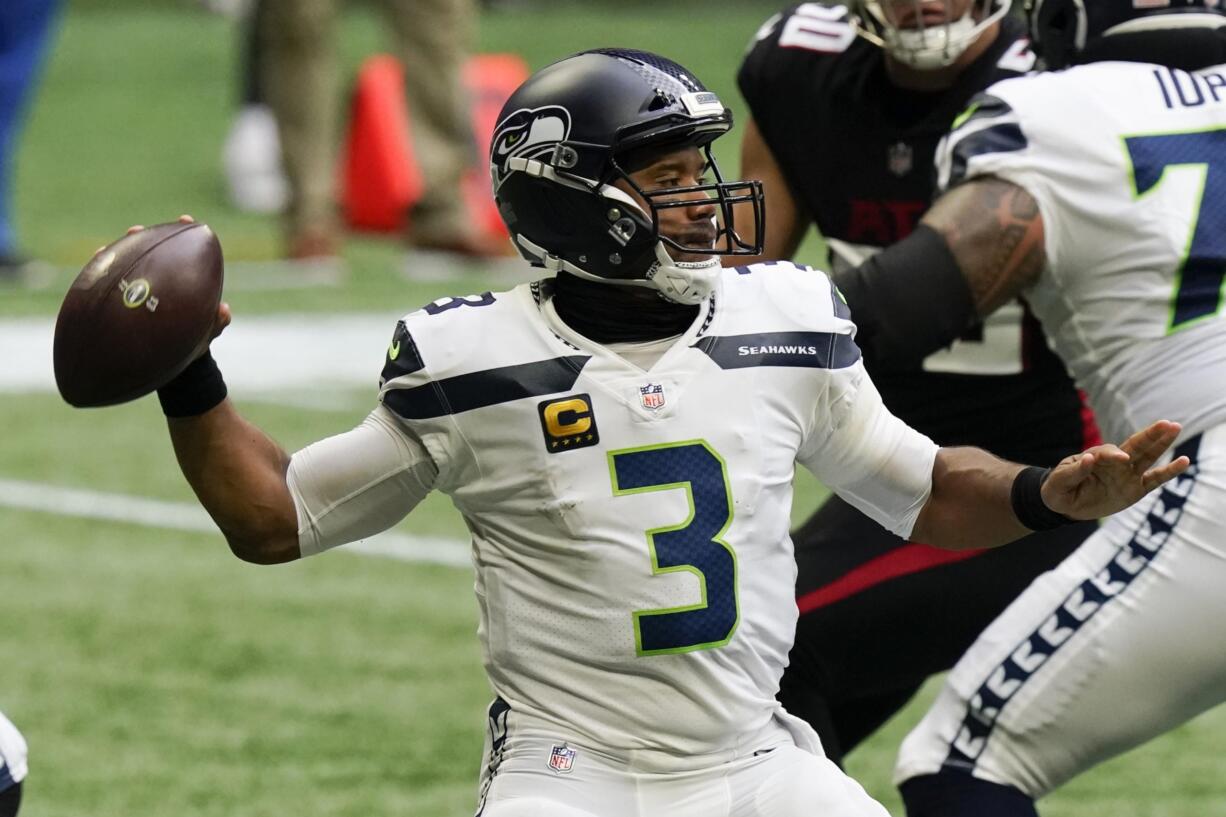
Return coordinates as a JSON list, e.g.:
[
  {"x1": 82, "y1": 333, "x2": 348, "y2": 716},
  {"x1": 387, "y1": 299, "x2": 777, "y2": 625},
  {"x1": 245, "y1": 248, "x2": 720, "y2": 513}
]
[
  {"x1": 601, "y1": 143, "x2": 763, "y2": 303},
  {"x1": 612, "y1": 144, "x2": 764, "y2": 260},
  {"x1": 854, "y1": 0, "x2": 1013, "y2": 69}
]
